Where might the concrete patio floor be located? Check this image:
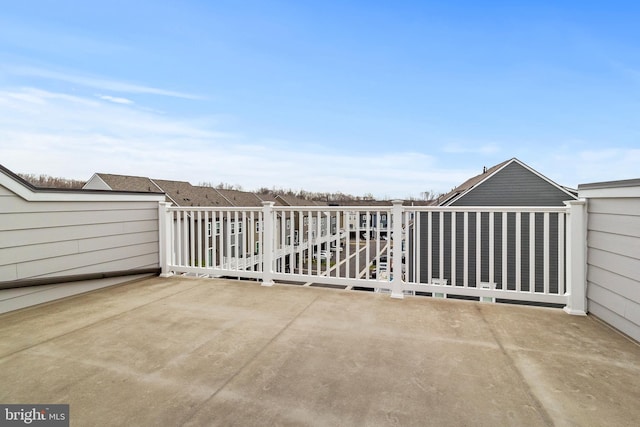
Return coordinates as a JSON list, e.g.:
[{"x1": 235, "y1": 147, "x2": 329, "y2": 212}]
[{"x1": 1, "y1": 276, "x2": 639, "y2": 427}]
